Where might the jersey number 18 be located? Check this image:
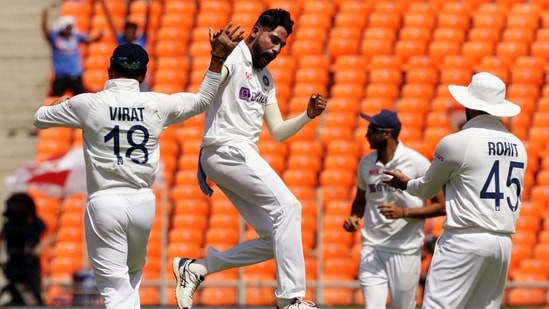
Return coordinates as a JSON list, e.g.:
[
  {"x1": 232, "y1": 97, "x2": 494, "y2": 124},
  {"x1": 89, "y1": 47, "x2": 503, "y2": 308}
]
[{"x1": 104, "y1": 125, "x2": 149, "y2": 165}]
